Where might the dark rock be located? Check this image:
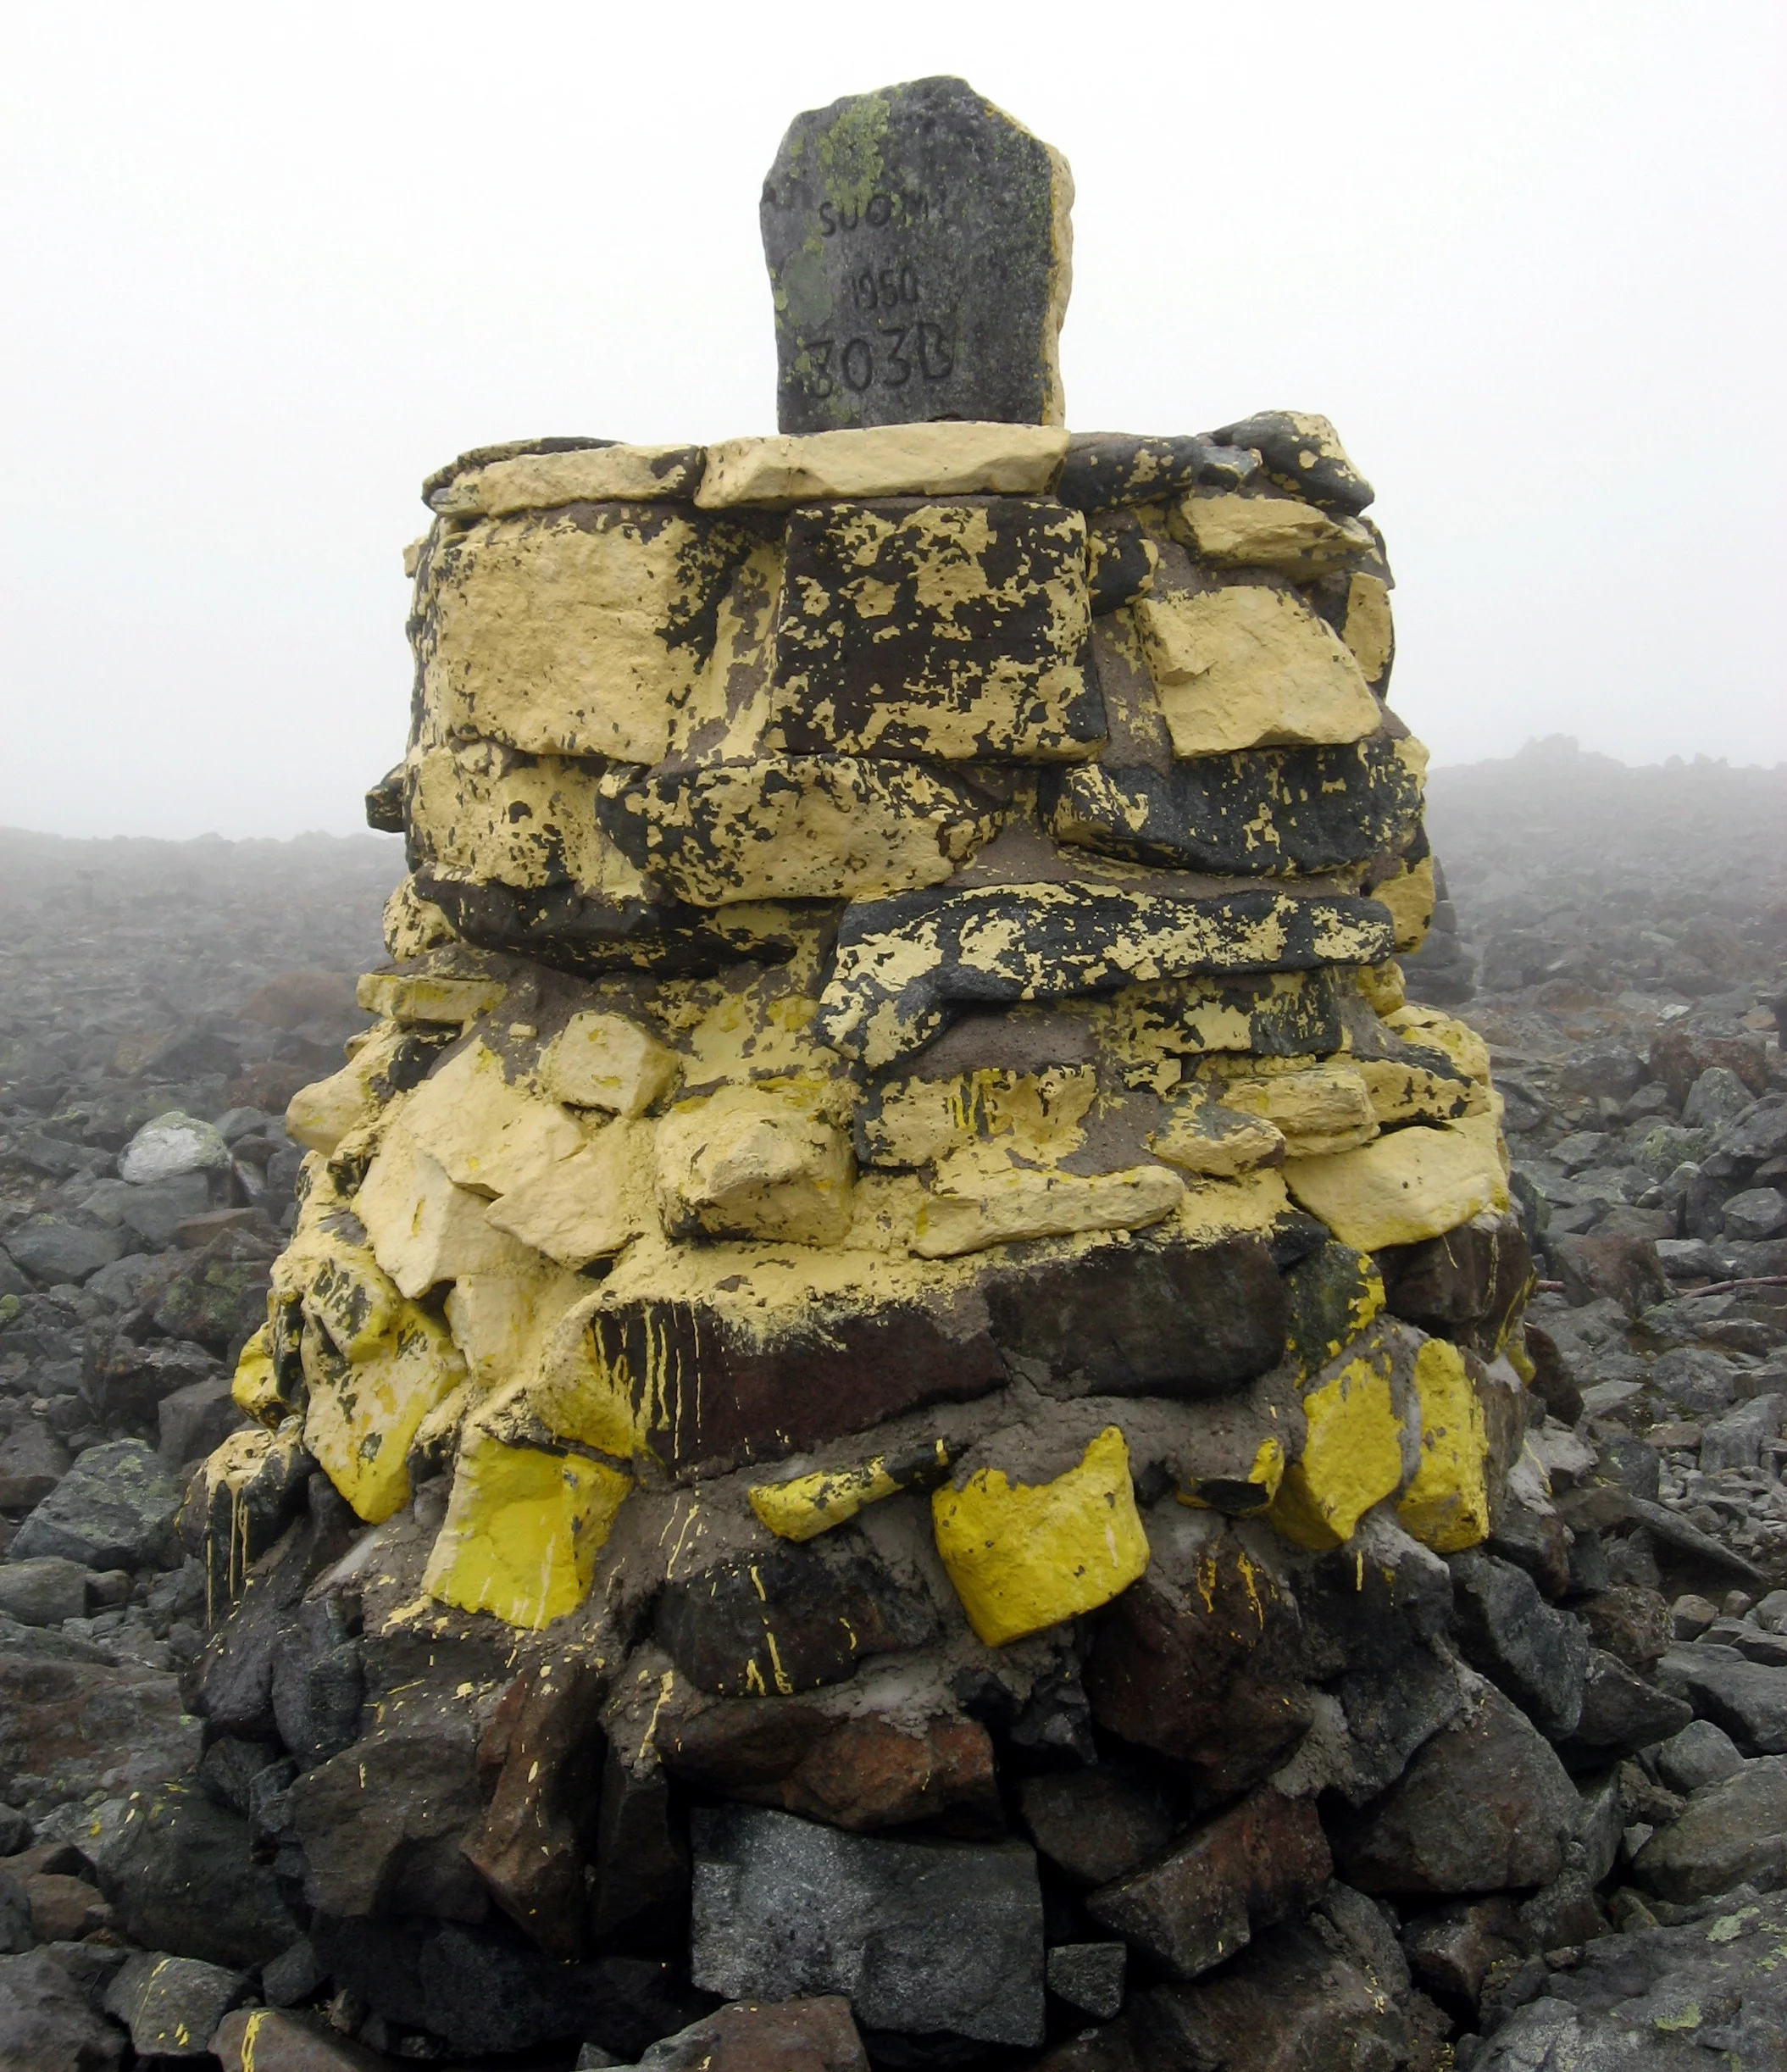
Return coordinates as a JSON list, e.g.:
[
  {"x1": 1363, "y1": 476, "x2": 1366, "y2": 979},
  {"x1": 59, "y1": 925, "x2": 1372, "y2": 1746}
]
[
  {"x1": 1558, "y1": 1649, "x2": 1692, "y2": 1764},
  {"x1": 260, "y1": 1936, "x2": 326, "y2": 2007},
  {"x1": 1046, "y1": 736, "x2": 1420, "y2": 877},
  {"x1": 0, "y1": 1650, "x2": 202, "y2": 1802},
  {"x1": 83, "y1": 1334, "x2": 219, "y2": 1430},
  {"x1": 1448, "y1": 1548, "x2": 1590, "y2": 1739},
  {"x1": 147, "y1": 1234, "x2": 275, "y2": 1355},
  {"x1": 1631, "y1": 1755, "x2": 1787, "y2": 1899},
  {"x1": 1085, "y1": 511, "x2": 1157, "y2": 614},
  {"x1": 0, "y1": 1873, "x2": 29, "y2": 1954},
  {"x1": 1018, "y1": 1766, "x2": 1174, "y2": 1888},
  {"x1": 591, "y1": 1730, "x2": 689, "y2": 1943},
  {"x1": 1085, "y1": 1514, "x2": 1312, "y2": 1799},
  {"x1": 1057, "y1": 432, "x2": 1257, "y2": 514},
  {"x1": 1591, "y1": 1436, "x2": 1662, "y2": 1503},
  {"x1": 1700, "y1": 1392, "x2": 1783, "y2": 1473},
  {"x1": 1654, "y1": 1719, "x2": 1745, "y2": 1795},
  {"x1": 656, "y1": 1531, "x2": 935, "y2": 1697},
  {"x1": 92, "y1": 1781, "x2": 300, "y2": 1969},
  {"x1": 0, "y1": 1945, "x2": 126, "y2": 2069},
  {"x1": 8, "y1": 1437, "x2": 179, "y2": 1568},
  {"x1": 1281, "y1": 1241, "x2": 1383, "y2": 1378},
  {"x1": 21, "y1": 1869, "x2": 110, "y2": 1941},
  {"x1": 1521, "y1": 1323, "x2": 1582, "y2": 1425},
  {"x1": 3, "y1": 1218, "x2": 126, "y2": 1287},
  {"x1": 1656, "y1": 1642, "x2": 1787, "y2": 1753},
  {"x1": 0, "y1": 1807, "x2": 31, "y2": 1856},
  {"x1": 196, "y1": 1736, "x2": 282, "y2": 1818},
  {"x1": 1208, "y1": 410, "x2": 1376, "y2": 514},
  {"x1": 731, "y1": 1712, "x2": 1000, "y2": 1834},
  {"x1": 763, "y1": 77, "x2": 1069, "y2": 433},
  {"x1": 982, "y1": 1230, "x2": 1286, "y2": 1399},
  {"x1": 102, "y1": 1949, "x2": 249, "y2": 2059},
  {"x1": 1046, "y1": 1943, "x2": 1126, "y2": 2021},
  {"x1": 1085, "y1": 1786, "x2": 1331, "y2": 1981},
  {"x1": 1329, "y1": 1684, "x2": 1581, "y2": 1894},
  {"x1": 1379, "y1": 1212, "x2": 1532, "y2": 1358},
  {"x1": 1552, "y1": 1232, "x2": 1668, "y2": 1316},
  {"x1": 1401, "y1": 1896, "x2": 1527, "y2": 2014},
  {"x1": 689, "y1": 1805, "x2": 1045, "y2": 2047},
  {"x1": 819, "y1": 883, "x2": 1396, "y2": 1067},
  {"x1": 269, "y1": 1599, "x2": 362, "y2": 1767},
  {"x1": 157, "y1": 1375, "x2": 244, "y2": 1467},
  {"x1": 213, "y1": 2006, "x2": 391, "y2": 2069},
  {"x1": 617, "y1": 1995, "x2": 870, "y2": 2072},
  {"x1": 0, "y1": 1558, "x2": 89, "y2": 1627},
  {"x1": 462, "y1": 1659, "x2": 604, "y2": 1957}
]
